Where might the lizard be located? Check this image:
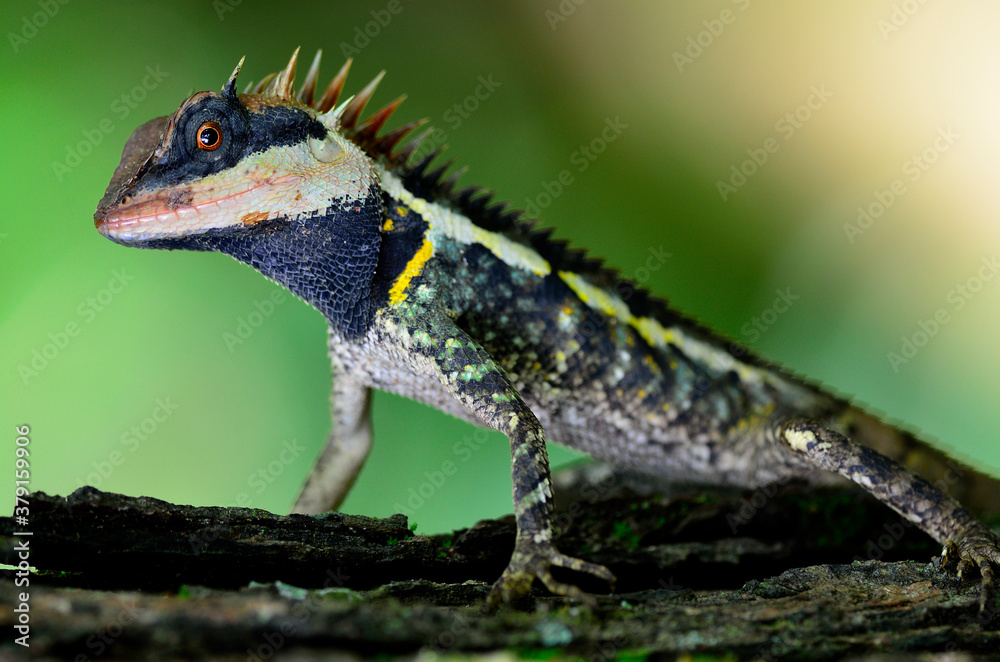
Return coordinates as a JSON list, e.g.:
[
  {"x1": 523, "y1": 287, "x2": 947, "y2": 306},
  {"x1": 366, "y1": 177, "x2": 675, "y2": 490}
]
[{"x1": 93, "y1": 48, "x2": 1000, "y2": 612}]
